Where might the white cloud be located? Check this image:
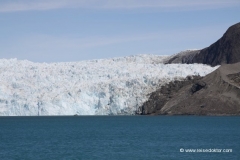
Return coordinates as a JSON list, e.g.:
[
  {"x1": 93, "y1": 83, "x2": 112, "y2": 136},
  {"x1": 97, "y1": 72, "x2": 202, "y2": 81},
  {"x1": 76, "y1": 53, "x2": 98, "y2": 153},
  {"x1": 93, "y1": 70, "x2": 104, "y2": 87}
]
[{"x1": 0, "y1": 0, "x2": 239, "y2": 12}]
